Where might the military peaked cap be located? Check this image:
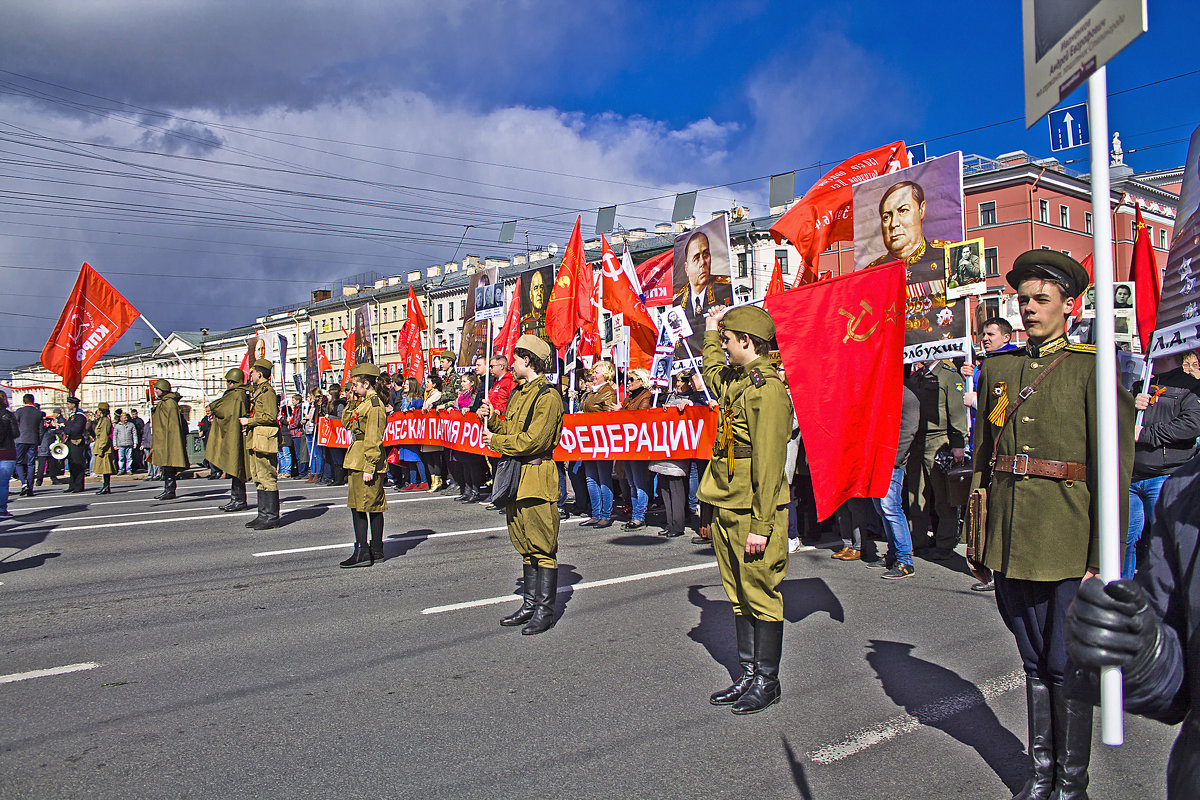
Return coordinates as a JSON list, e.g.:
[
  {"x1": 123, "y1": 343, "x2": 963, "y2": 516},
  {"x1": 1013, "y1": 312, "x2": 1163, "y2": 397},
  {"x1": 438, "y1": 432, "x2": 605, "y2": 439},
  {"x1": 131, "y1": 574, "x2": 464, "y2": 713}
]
[{"x1": 1007, "y1": 250, "x2": 1090, "y2": 298}]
